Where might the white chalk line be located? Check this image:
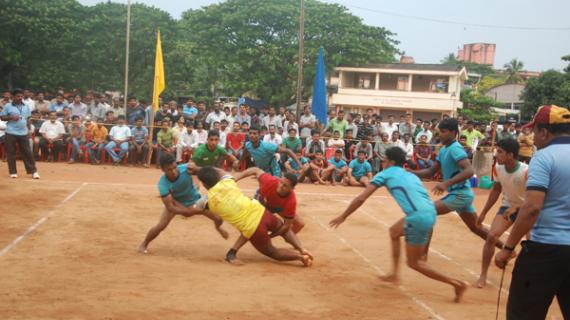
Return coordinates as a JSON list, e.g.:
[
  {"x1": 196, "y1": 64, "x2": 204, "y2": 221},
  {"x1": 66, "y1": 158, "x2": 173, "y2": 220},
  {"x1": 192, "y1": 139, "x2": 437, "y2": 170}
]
[
  {"x1": 309, "y1": 214, "x2": 445, "y2": 320},
  {"x1": 0, "y1": 182, "x2": 87, "y2": 258}
]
